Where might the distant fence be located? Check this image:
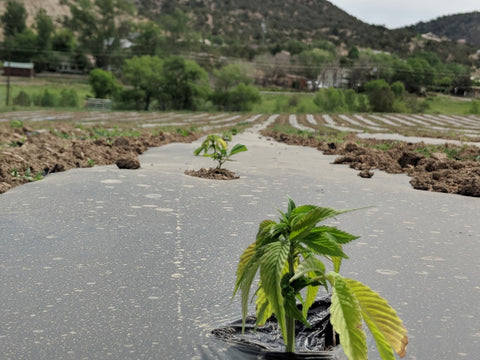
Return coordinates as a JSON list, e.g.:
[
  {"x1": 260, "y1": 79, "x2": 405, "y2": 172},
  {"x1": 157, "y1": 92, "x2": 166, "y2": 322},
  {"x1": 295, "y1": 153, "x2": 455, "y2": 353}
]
[{"x1": 85, "y1": 98, "x2": 112, "y2": 111}]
